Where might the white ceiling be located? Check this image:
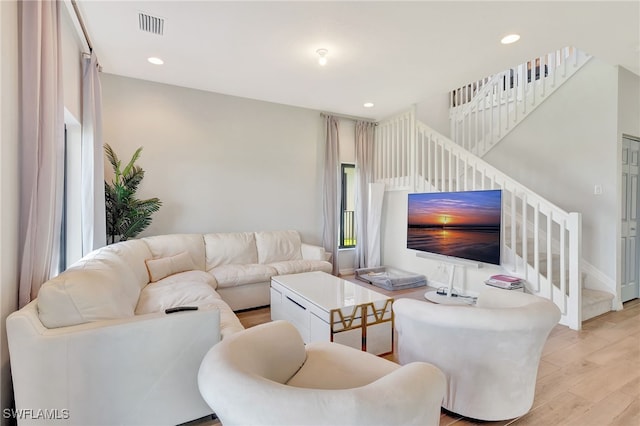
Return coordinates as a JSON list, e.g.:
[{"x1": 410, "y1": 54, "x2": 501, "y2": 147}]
[{"x1": 77, "y1": 0, "x2": 640, "y2": 120}]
